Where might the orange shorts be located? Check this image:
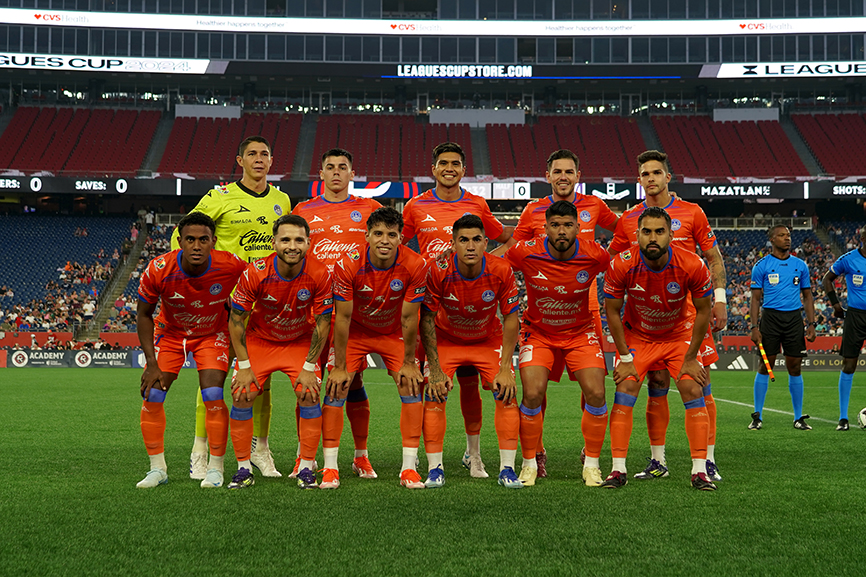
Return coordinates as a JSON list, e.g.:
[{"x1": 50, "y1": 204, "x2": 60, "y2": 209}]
[
  {"x1": 154, "y1": 330, "x2": 230, "y2": 374},
  {"x1": 518, "y1": 327, "x2": 605, "y2": 382},
  {"x1": 322, "y1": 320, "x2": 368, "y2": 374},
  {"x1": 623, "y1": 333, "x2": 703, "y2": 384},
  {"x1": 332, "y1": 326, "x2": 415, "y2": 374},
  {"x1": 246, "y1": 333, "x2": 321, "y2": 393},
  {"x1": 431, "y1": 332, "x2": 507, "y2": 390},
  {"x1": 646, "y1": 330, "x2": 718, "y2": 372}
]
